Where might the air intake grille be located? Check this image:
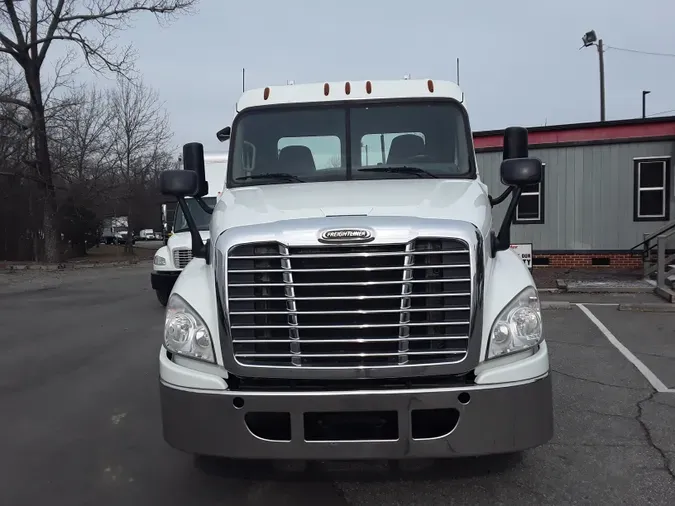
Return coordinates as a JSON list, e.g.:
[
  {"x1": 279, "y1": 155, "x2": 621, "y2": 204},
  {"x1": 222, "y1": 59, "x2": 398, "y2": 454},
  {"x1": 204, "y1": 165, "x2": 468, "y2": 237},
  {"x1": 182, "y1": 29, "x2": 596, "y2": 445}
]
[
  {"x1": 173, "y1": 248, "x2": 193, "y2": 269},
  {"x1": 226, "y1": 238, "x2": 472, "y2": 369}
]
